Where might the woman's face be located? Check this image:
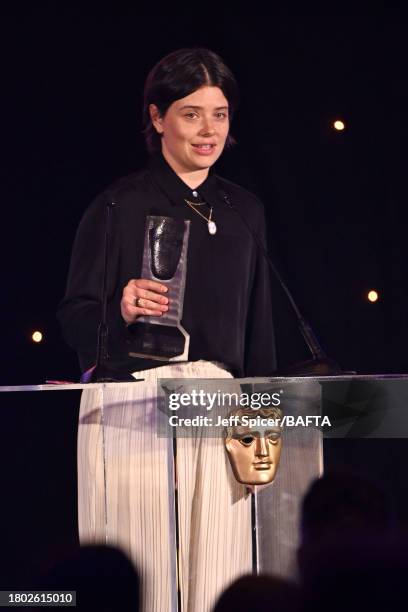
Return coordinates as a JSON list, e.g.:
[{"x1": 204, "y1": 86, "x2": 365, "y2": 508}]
[{"x1": 150, "y1": 86, "x2": 230, "y2": 176}]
